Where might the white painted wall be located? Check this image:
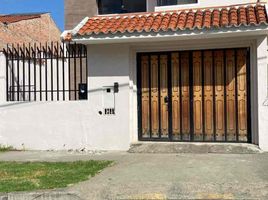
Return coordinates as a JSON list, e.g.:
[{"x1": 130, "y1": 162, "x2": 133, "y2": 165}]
[
  {"x1": 0, "y1": 44, "x2": 131, "y2": 151},
  {"x1": 1, "y1": 35, "x2": 268, "y2": 151},
  {"x1": 256, "y1": 36, "x2": 268, "y2": 151},
  {"x1": 0, "y1": 53, "x2": 6, "y2": 102}
]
